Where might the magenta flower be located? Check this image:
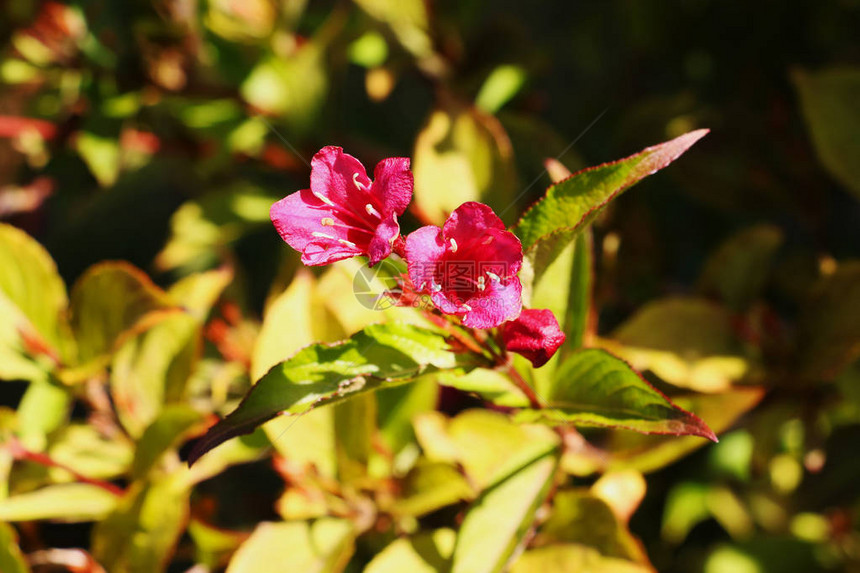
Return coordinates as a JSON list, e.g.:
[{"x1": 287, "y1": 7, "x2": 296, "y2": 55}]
[
  {"x1": 501, "y1": 308, "x2": 566, "y2": 367},
  {"x1": 270, "y1": 146, "x2": 413, "y2": 266},
  {"x1": 405, "y1": 202, "x2": 523, "y2": 329}
]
